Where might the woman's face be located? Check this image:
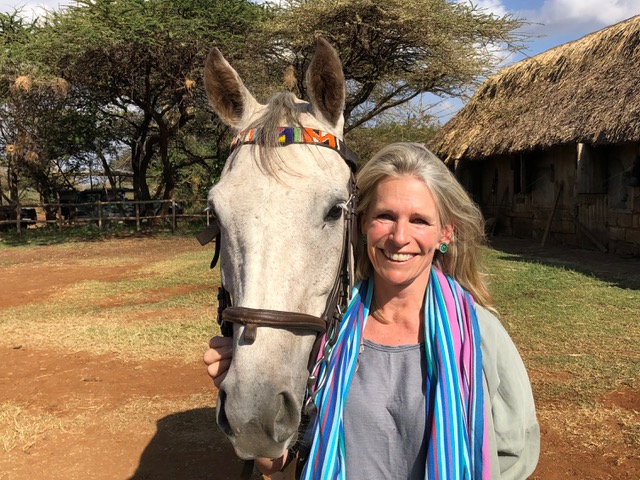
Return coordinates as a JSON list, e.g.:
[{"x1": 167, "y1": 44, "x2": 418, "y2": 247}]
[{"x1": 361, "y1": 175, "x2": 452, "y2": 291}]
